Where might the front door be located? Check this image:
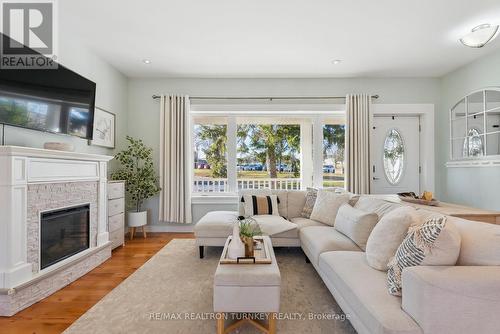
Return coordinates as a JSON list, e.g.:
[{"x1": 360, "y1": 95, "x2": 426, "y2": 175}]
[{"x1": 371, "y1": 116, "x2": 420, "y2": 194}]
